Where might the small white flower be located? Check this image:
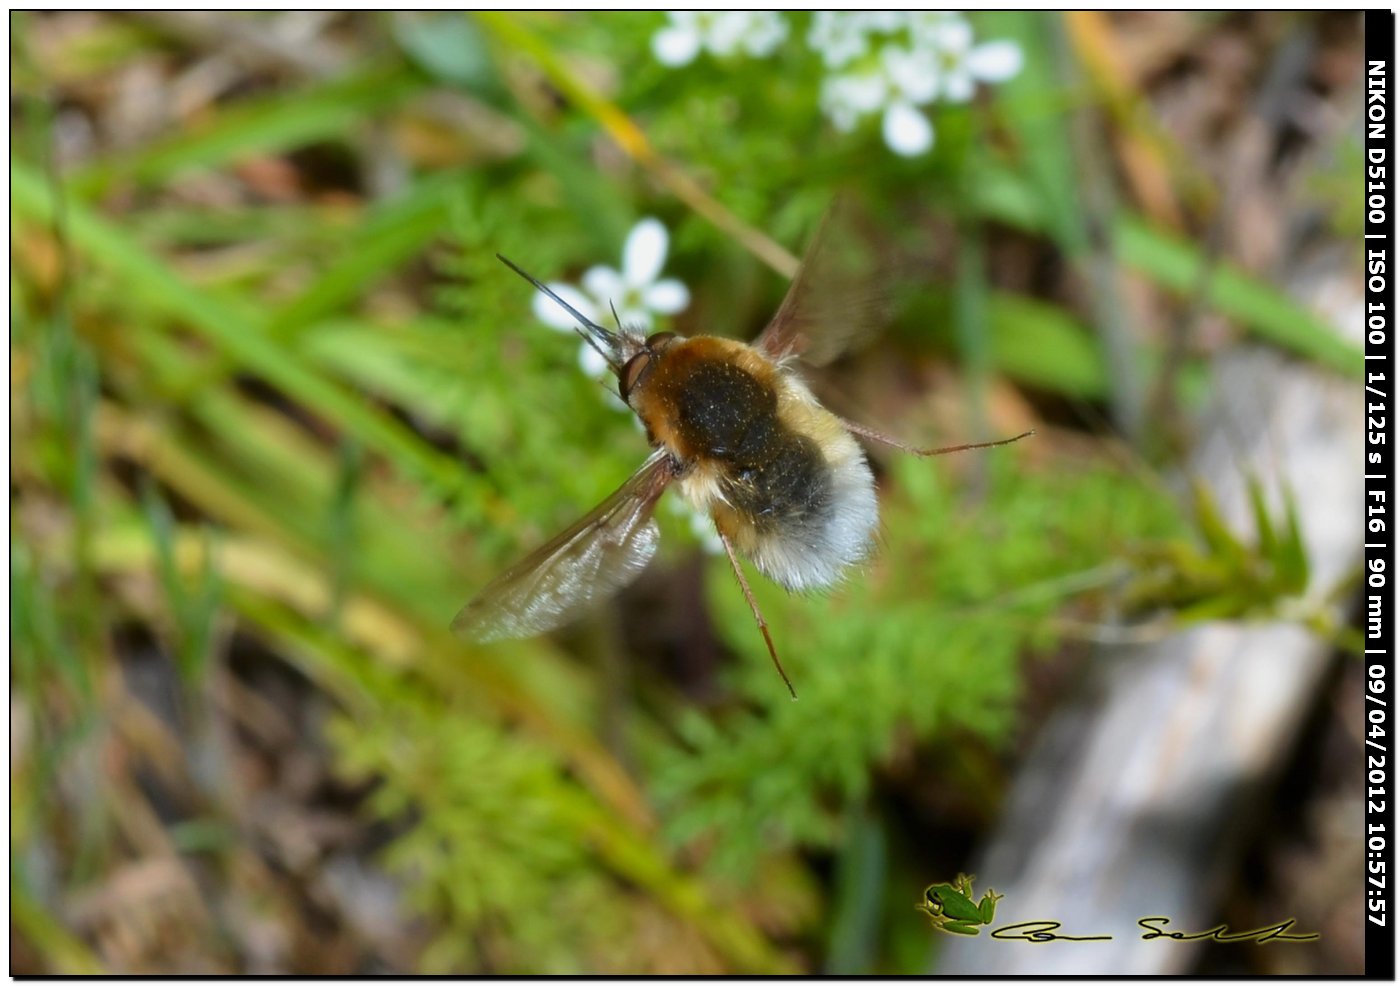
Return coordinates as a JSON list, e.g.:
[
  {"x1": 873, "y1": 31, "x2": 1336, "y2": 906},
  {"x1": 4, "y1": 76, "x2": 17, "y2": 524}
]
[
  {"x1": 808, "y1": 10, "x2": 870, "y2": 68},
  {"x1": 653, "y1": 11, "x2": 788, "y2": 66},
  {"x1": 702, "y1": 11, "x2": 750, "y2": 57},
  {"x1": 533, "y1": 218, "x2": 689, "y2": 337},
  {"x1": 819, "y1": 67, "x2": 889, "y2": 133},
  {"x1": 601, "y1": 218, "x2": 690, "y2": 331},
  {"x1": 809, "y1": 11, "x2": 1023, "y2": 157},
  {"x1": 652, "y1": 11, "x2": 704, "y2": 66},
  {"x1": 531, "y1": 218, "x2": 690, "y2": 409},
  {"x1": 740, "y1": 11, "x2": 789, "y2": 57},
  {"x1": 927, "y1": 19, "x2": 1023, "y2": 104},
  {"x1": 531, "y1": 283, "x2": 602, "y2": 334}
]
